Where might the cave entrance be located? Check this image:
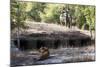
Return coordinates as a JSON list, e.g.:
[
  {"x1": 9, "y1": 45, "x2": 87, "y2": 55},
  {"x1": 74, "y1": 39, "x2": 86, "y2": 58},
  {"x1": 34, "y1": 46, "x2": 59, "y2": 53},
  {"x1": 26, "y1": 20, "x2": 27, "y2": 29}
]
[
  {"x1": 14, "y1": 39, "x2": 28, "y2": 51},
  {"x1": 37, "y1": 40, "x2": 45, "y2": 49},
  {"x1": 54, "y1": 39, "x2": 61, "y2": 49}
]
